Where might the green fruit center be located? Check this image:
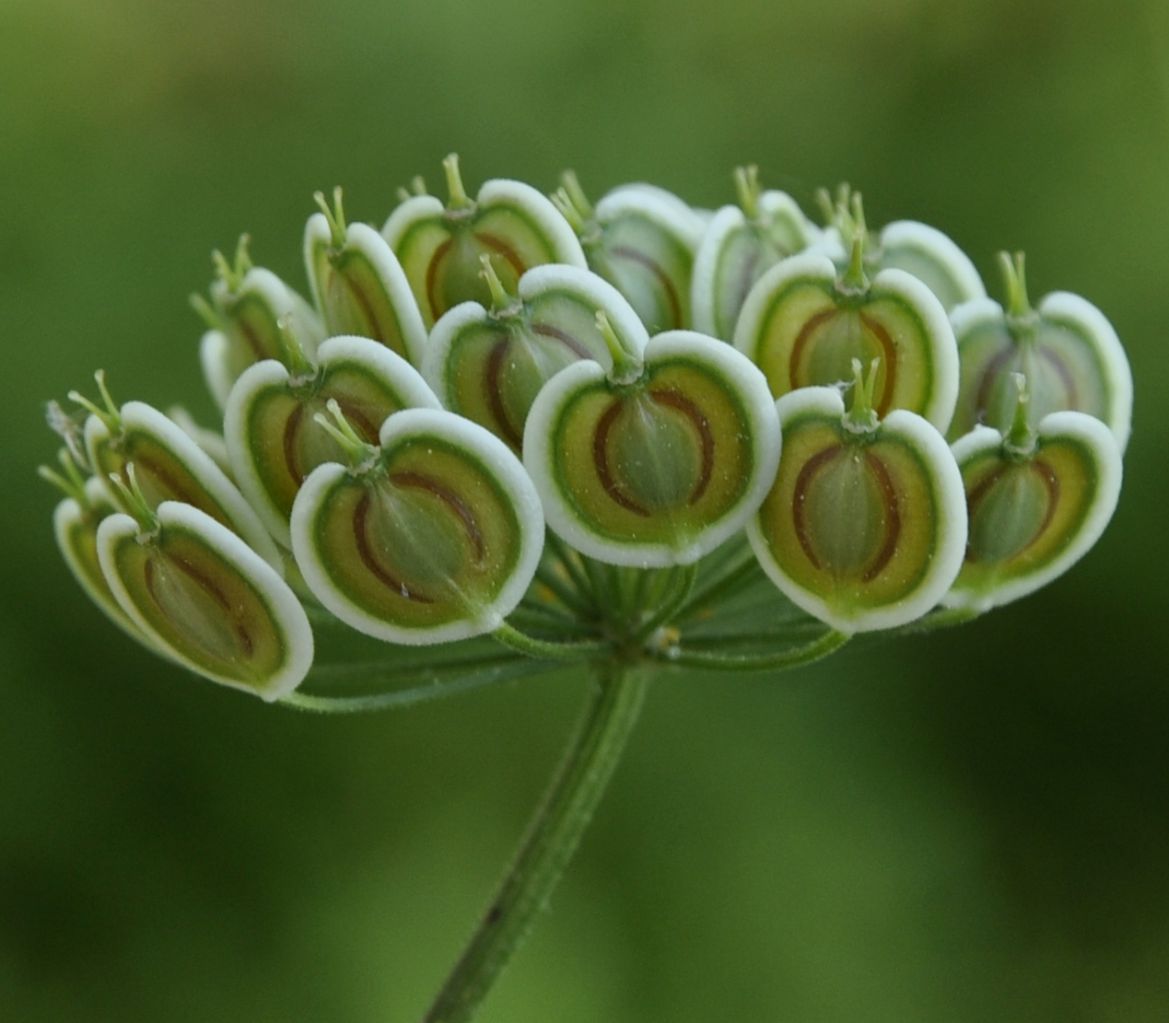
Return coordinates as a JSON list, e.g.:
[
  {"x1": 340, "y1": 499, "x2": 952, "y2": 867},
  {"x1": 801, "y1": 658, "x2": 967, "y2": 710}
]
[
  {"x1": 795, "y1": 445, "x2": 898, "y2": 580},
  {"x1": 603, "y1": 393, "x2": 707, "y2": 513},
  {"x1": 967, "y1": 461, "x2": 1056, "y2": 564}
]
